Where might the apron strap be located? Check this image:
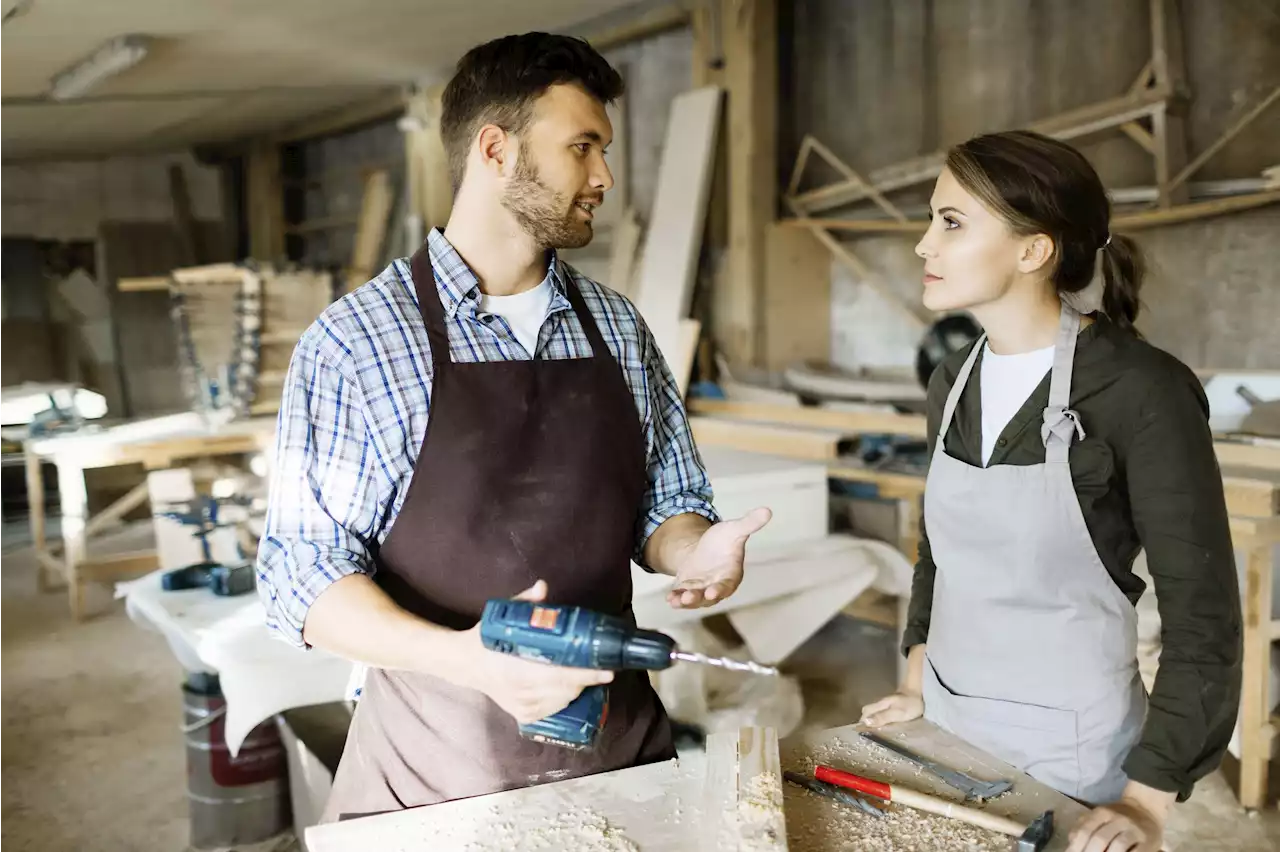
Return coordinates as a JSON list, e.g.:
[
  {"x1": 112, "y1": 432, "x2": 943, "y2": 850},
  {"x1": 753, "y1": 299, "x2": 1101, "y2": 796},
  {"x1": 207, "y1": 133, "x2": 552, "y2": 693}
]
[
  {"x1": 409, "y1": 241, "x2": 454, "y2": 378},
  {"x1": 936, "y1": 334, "x2": 986, "y2": 445},
  {"x1": 557, "y1": 262, "x2": 611, "y2": 359},
  {"x1": 1041, "y1": 303, "x2": 1085, "y2": 464}
]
